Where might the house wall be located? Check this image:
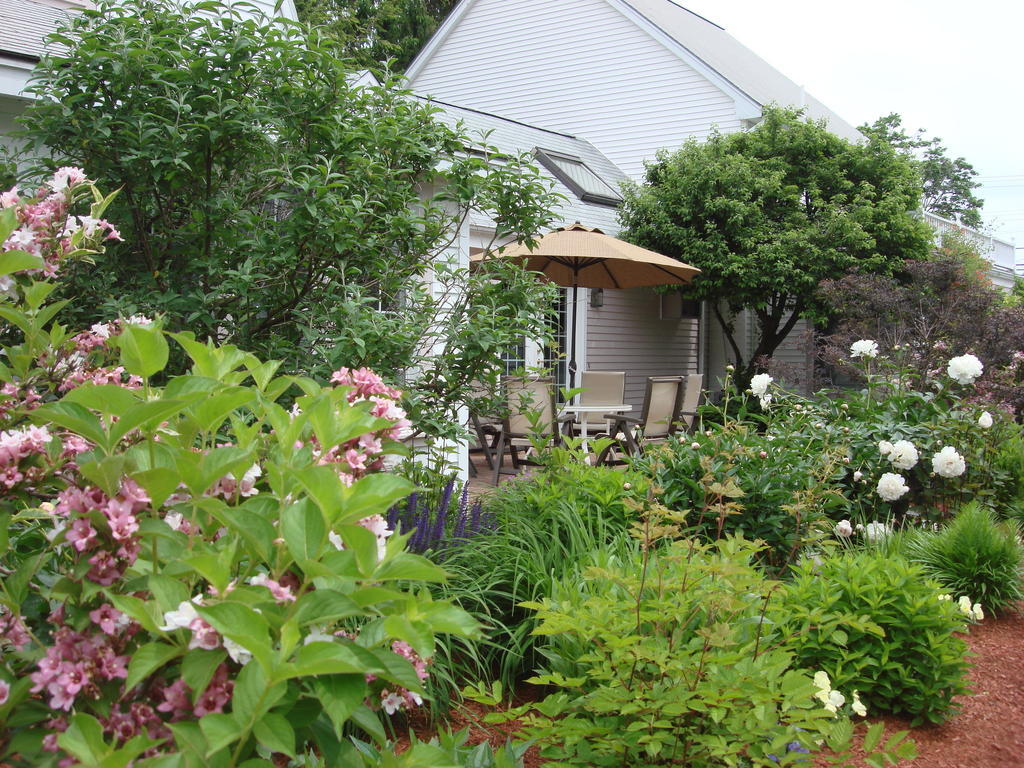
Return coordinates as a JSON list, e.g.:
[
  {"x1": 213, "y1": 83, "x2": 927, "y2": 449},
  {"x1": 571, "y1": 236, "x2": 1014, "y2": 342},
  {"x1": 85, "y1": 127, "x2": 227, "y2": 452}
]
[
  {"x1": 408, "y1": 0, "x2": 743, "y2": 180},
  {"x1": 586, "y1": 287, "x2": 699, "y2": 407}
]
